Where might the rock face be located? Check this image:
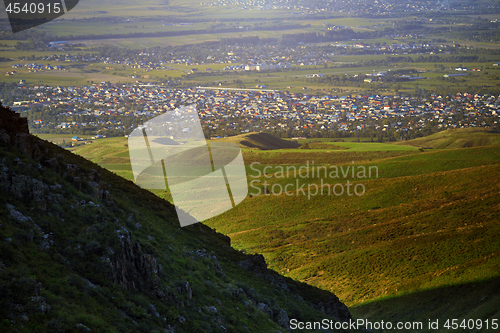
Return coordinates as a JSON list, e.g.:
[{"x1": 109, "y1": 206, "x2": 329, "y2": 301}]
[
  {"x1": 0, "y1": 108, "x2": 114, "y2": 213},
  {"x1": 0, "y1": 158, "x2": 114, "y2": 214},
  {"x1": 0, "y1": 107, "x2": 42, "y2": 161},
  {"x1": 106, "y1": 230, "x2": 161, "y2": 295},
  {"x1": 239, "y1": 254, "x2": 268, "y2": 272},
  {"x1": 314, "y1": 296, "x2": 352, "y2": 323}
]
